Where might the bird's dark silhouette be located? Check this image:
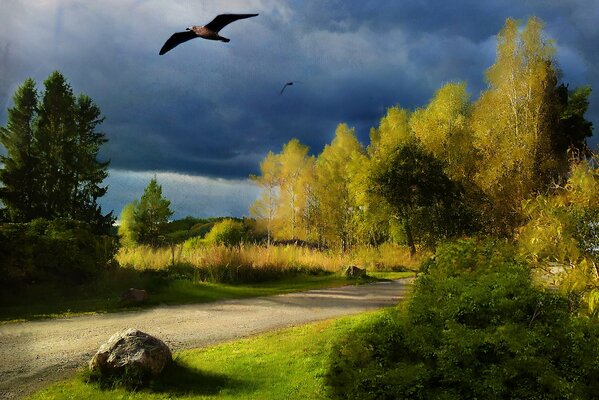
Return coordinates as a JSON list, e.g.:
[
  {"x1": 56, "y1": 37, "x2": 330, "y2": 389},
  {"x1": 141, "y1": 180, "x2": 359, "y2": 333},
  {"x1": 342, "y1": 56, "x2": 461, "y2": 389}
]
[
  {"x1": 159, "y1": 13, "x2": 259, "y2": 55},
  {"x1": 280, "y1": 81, "x2": 298, "y2": 95}
]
